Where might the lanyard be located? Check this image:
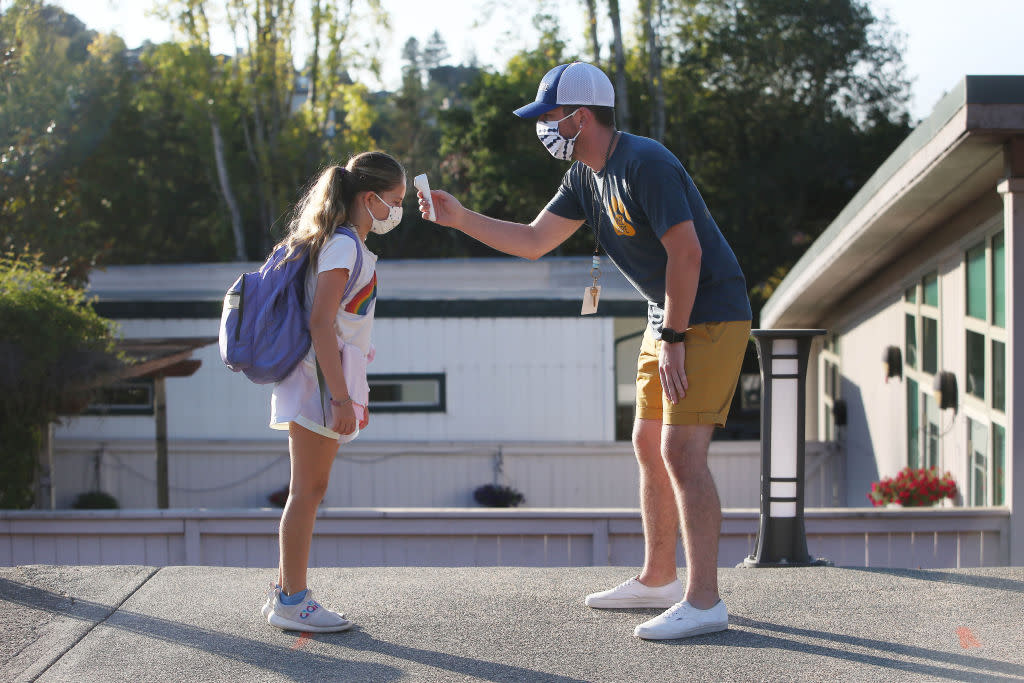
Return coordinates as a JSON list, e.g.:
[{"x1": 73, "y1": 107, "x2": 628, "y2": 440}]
[{"x1": 589, "y1": 130, "x2": 619, "y2": 288}]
